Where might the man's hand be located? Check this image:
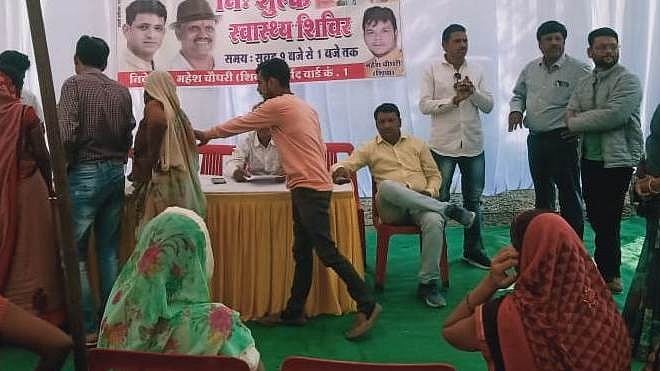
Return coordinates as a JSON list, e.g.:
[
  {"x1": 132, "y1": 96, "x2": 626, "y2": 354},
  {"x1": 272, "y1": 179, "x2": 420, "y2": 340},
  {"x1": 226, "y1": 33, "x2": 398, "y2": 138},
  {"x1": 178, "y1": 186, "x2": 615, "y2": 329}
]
[
  {"x1": 487, "y1": 246, "x2": 519, "y2": 289},
  {"x1": 635, "y1": 175, "x2": 658, "y2": 197},
  {"x1": 508, "y1": 111, "x2": 523, "y2": 132},
  {"x1": 564, "y1": 110, "x2": 577, "y2": 126},
  {"x1": 417, "y1": 189, "x2": 432, "y2": 197},
  {"x1": 232, "y1": 167, "x2": 251, "y2": 182},
  {"x1": 194, "y1": 129, "x2": 210, "y2": 146},
  {"x1": 559, "y1": 127, "x2": 579, "y2": 143},
  {"x1": 461, "y1": 76, "x2": 475, "y2": 95},
  {"x1": 452, "y1": 77, "x2": 474, "y2": 106},
  {"x1": 332, "y1": 167, "x2": 351, "y2": 184}
]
